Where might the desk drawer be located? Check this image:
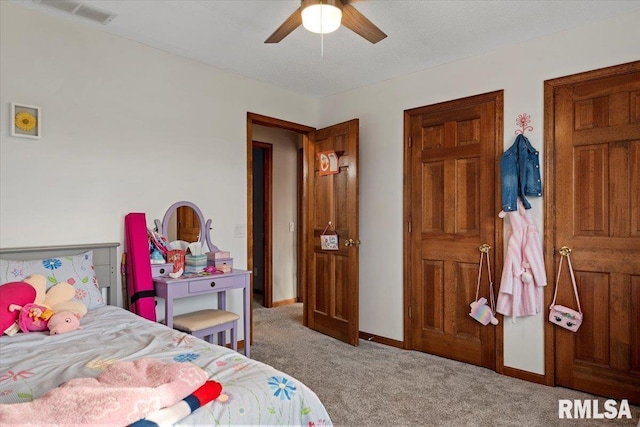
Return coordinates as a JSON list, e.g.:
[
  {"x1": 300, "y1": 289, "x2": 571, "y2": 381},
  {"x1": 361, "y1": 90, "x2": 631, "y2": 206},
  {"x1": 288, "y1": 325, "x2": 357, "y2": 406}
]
[
  {"x1": 151, "y1": 263, "x2": 172, "y2": 277},
  {"x1": 188, "y1": 274, "x2": 245, "y2": 294}
]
